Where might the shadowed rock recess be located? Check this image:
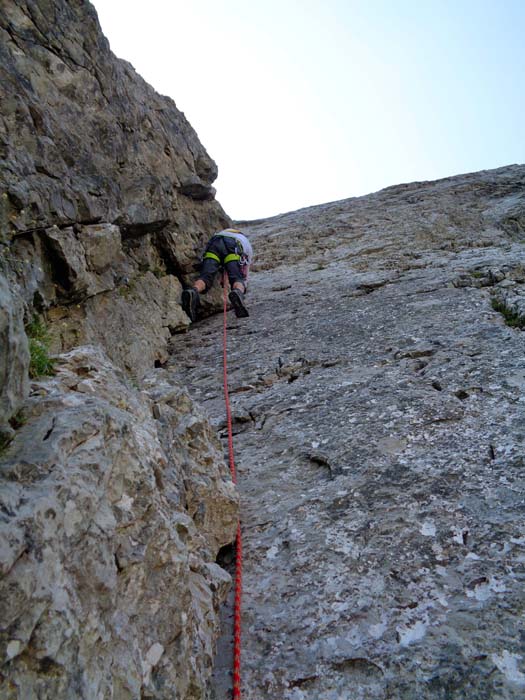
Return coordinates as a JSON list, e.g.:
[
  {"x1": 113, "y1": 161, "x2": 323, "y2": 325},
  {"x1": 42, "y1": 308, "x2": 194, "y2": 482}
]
[{"x1": 0, "y1": 4, "x2": 524, "y2": 700}]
